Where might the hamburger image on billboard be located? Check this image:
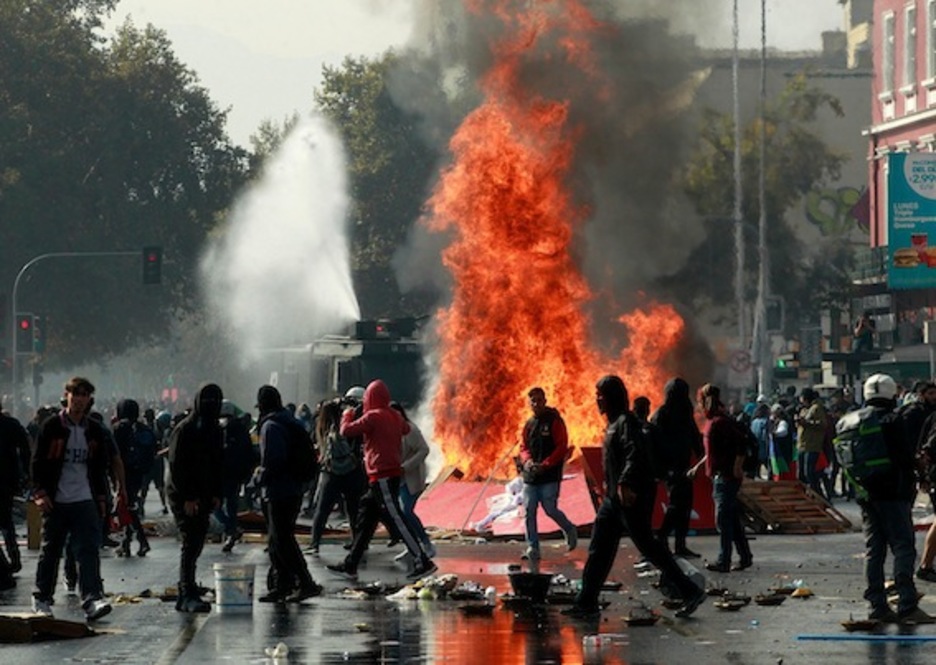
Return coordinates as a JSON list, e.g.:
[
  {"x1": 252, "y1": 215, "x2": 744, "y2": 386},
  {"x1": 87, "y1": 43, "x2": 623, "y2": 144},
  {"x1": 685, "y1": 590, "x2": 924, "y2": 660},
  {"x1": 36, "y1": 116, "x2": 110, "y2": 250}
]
[
  {"x1": 893, "y1": 247, "x2": 920, "y2": 268},
  {"x1": 888, "y1": 152, "x2": 936, "y2": 288}
]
